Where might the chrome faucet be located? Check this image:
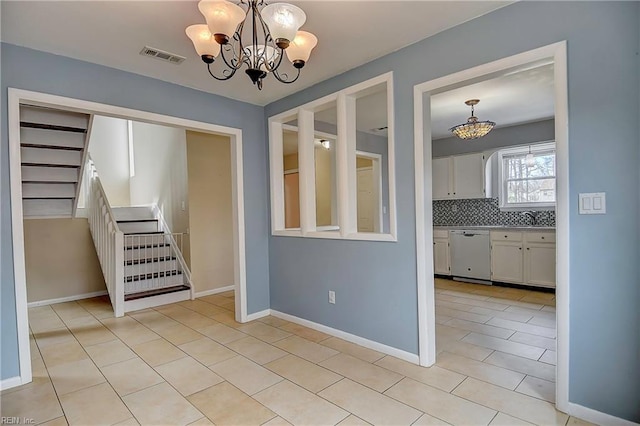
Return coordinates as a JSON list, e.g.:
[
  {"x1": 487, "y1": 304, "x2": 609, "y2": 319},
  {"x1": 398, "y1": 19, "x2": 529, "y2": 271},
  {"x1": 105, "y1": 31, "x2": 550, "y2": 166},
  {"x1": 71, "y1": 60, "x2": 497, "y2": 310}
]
[{"x1": 521, "y1": 211, "x2": 537, "y2": 226}]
